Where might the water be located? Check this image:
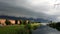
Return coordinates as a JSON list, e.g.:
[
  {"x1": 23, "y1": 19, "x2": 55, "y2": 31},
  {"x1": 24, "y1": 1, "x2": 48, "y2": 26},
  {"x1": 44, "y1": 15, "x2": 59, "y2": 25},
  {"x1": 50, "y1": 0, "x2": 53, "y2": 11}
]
[{"x1": 32, "y1": 25, "x2": 60, "y2": 34}]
